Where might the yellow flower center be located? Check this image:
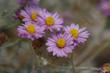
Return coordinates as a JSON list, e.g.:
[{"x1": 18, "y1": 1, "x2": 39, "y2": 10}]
[
  {"x1": 45, "y1": 16, "x2": 55, "y2": 26},
  {"x1": 26, "y1": 24, "x2": 36, "y2": 33},
  {"x1": 56, "y1": 38, "x2": 66, "y2": 48},
  {"x1": 31, "y1": 11, "x2": 38, "y2": 21},
  {"x1": 103, "y1": 65, "x2": 110, "y2": 71},
  {"x1": 70, "y1": 29, "x2": 79, "y2": 39}
]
